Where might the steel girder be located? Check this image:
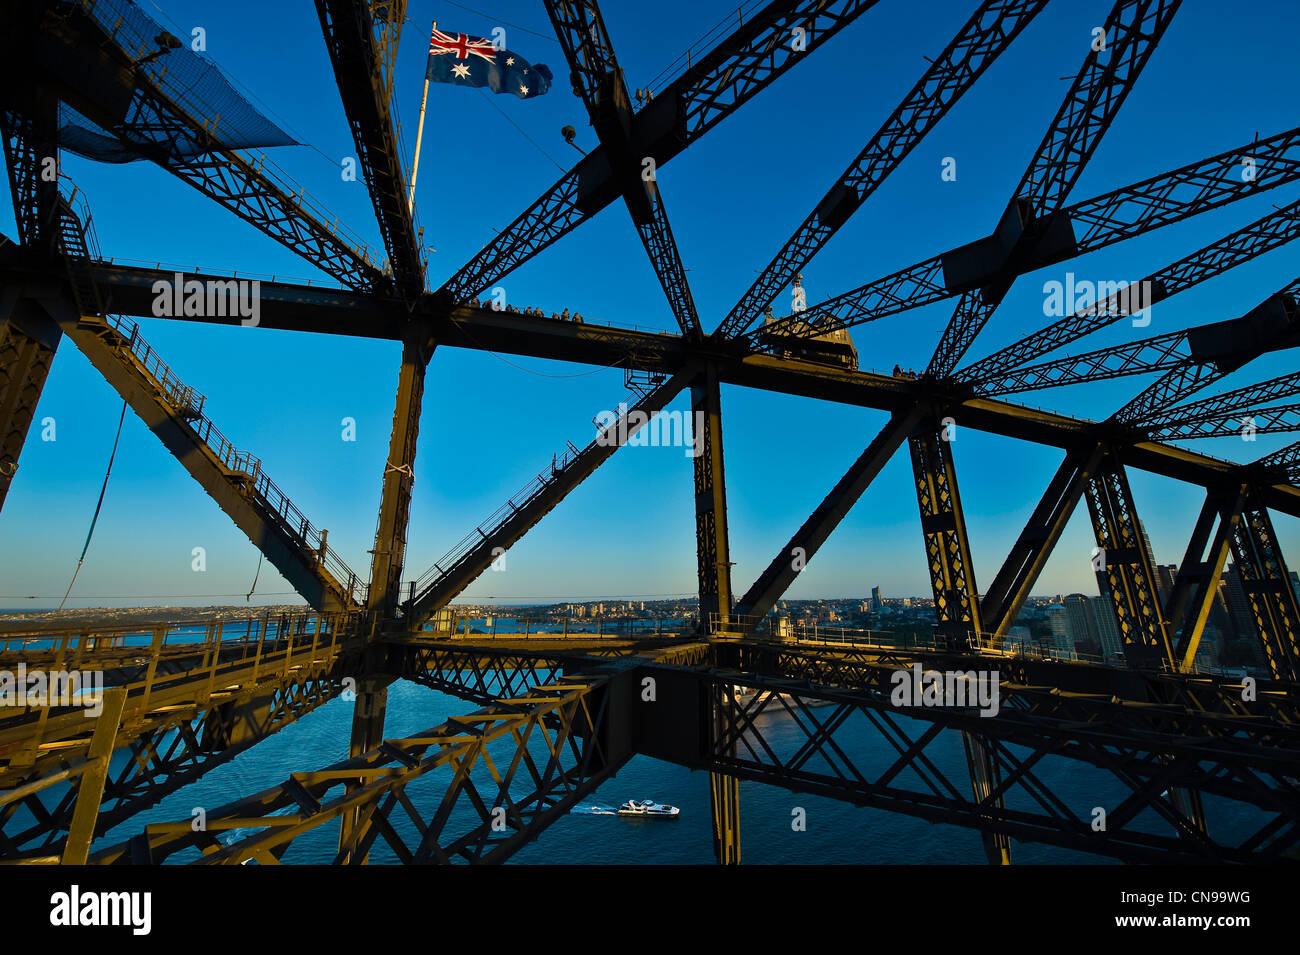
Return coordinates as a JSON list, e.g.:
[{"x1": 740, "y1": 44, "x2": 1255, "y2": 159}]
[
  {"x1": 760, "y1": 124, "x2": 1300, "y2": 341},
  {"x1": 52, "y1": 305, "x2": 364, "y2": 611},
  {"x1": 1144, "y1": 367, "x2": 1300, "y2": 432},
  {"x1": 1163, "y1": 486, "x2": 1243, "y2": 672},
  {"x1": 0, "y1": 669, "x2": 345, "y2": 859},
  {"x1": 25, "y1": 1, "x2": 385, "y2": 292},
  {"x1": 397, "y1": 646, "x2": 572, "y2": 707},
  {"x1": 1113, "y1": 287, "x2": 1300, "y2": 423},
  {"x1": 314, "y1": 0, "x2": 424, "y2": 302},
  {"x1": 1015, "y1": 0, "x2": 1180, "y2": 216},
  {"x1": 957, "y1": 199, "x2": 1300, "y2": 387},
  {"x1": 693, "y1": 363, "x2": 733, "y2": 629},
  {"x1": 1227, "y1": 488, "x2": 1300, "y2": 681},
  {"x1": 735, "y1": 407, "x2": 925, "y2": 622},
  {"x1": 544, "y1": 0, "x2": 702, "y2": 337},
  {"x1": 92, "y1": 673, "x2": 627, "y2": 865},
  {"x1": 437, "y1": 0, "x2": 885, "y2": 304},
  {"x1": 402, "y1": 369, "x2": 692, "y2": 624},
  {"x1": 367, "y1": 330, "x2": 433, "y2": 617},
  {"x1": 1151, "y1": 402, "x2": 1300, "y2": 442},
  {"x1": 973, "y1": 286, "x2": 1300, "y2": 399},
  {"x1": 981, "y1": 443, "x2": 1106, "y2": 639},
  {"x1": 717, "y1": 0, "x2": 1049, "y2": 338},
  {"x1": 926, "y1": 0, "x2": 1181, "y2": 376},
  {"x1": 1083, "y1": 453, "x2": 1173, "y2": 669},
  {"x1": 909, "y1": 421, "x2": 982, "y2": 648},
  {"x1": 16, "y1": 257, "x2": 1298, "y2": 508},
  {"x1": 706, "y1": 668, "x2": 1299, "y2": 863},
  {"x1": 0, "y1": 309, "x2": 59, "y2": 512},
  {"x1": 1255, "y1": 440, "x2": 1300, "y2": 485}
]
